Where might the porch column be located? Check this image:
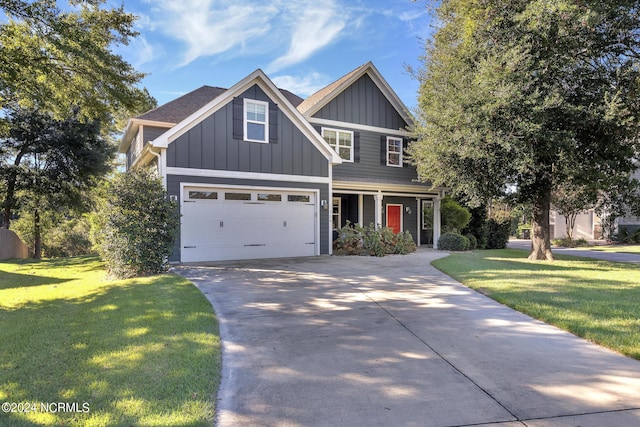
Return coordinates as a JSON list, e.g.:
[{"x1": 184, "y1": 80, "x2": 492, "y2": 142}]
[
  {"x1": 433, "y1": 197, "x2": 441, "y2": 249},
  {"x1": 416, "y1": 198, "x2": 421, "y2": 247},
  {"x1": 374, "y1": 192, "x2": 383, "y2": 229},
  {"x1": 358, "y1": 194, "x2": 364, "y2": 226}
]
